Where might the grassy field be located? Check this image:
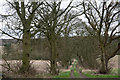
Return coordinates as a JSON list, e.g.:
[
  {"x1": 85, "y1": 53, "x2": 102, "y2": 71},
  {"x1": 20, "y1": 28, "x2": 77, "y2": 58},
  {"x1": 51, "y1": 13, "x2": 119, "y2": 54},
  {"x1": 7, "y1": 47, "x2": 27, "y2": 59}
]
[
  {"x1": 54, "y1": 59, "x2": 120, "y2": 78},
  {"x1": 35, "y1": 69, "x2": 120, "y2": 78},
  {"x1": 55, "y1": 69, "x2": 120, "y2": 78},
  {"x1": 55, "y1": 60, "x2": 120, "y2": 78}
]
